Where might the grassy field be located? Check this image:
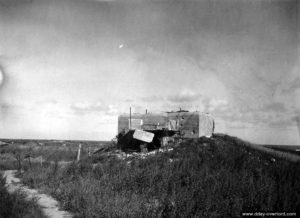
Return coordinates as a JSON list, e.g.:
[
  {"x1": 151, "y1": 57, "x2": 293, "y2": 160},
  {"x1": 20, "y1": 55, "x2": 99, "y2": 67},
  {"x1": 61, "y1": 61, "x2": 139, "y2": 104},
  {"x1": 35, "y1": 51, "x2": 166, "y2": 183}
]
[
  {"x1": 264, "y1": 144, "x2": 300, "y2": 156},
  {"x1": 0, "y1": 173, "x2": 46, "y2": 218},
  {"x1": 0, "y1": 140, "x2": 108, "y2": 218},
  {"x1": 0, "y1": 139, "x2": 109, "y2": 171},
  {"x1": 1, "y1": 134, "x2": 296, "y2": 217}
]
